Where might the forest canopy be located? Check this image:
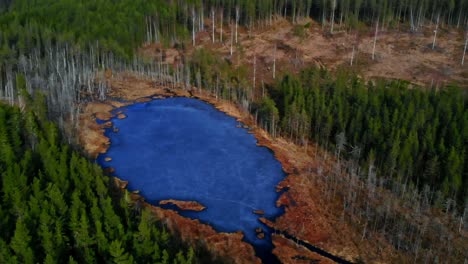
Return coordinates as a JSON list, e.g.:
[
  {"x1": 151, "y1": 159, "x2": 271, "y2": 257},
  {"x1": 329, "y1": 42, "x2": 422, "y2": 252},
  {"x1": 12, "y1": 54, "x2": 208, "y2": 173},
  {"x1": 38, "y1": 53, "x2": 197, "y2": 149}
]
[
  {"x1": 0, "y1": 1, "x2": 466, "y2": 262},
  {"x1": 1, "y1": 0, "x2": 467, "y2": 61},
  {"x1": 0, "y1": 97, "x2": 196, "y2": 263},
  {"x1": 254, "y1": 67, "x2": 468, "y2": 206}
]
